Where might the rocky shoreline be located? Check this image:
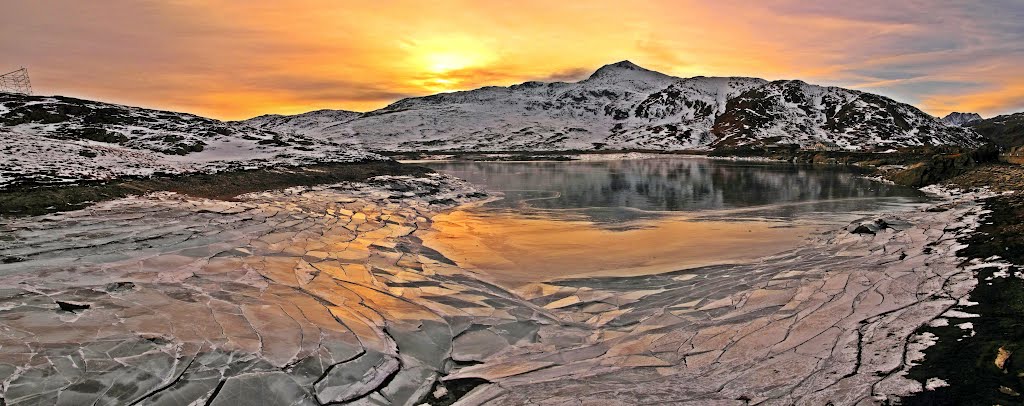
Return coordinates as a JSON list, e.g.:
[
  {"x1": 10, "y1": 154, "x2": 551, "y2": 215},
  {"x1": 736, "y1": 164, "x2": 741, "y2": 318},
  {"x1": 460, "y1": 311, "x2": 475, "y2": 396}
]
[
  {"x1": 900, "y1": 164, "x2": 1024, "y2": 404},
  {"x1": 0, "y1": 160, "x2": 429, "y2": 217},
  {"x1": 0, "y1": 163, "x2": 1016, "y2": 404}
]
